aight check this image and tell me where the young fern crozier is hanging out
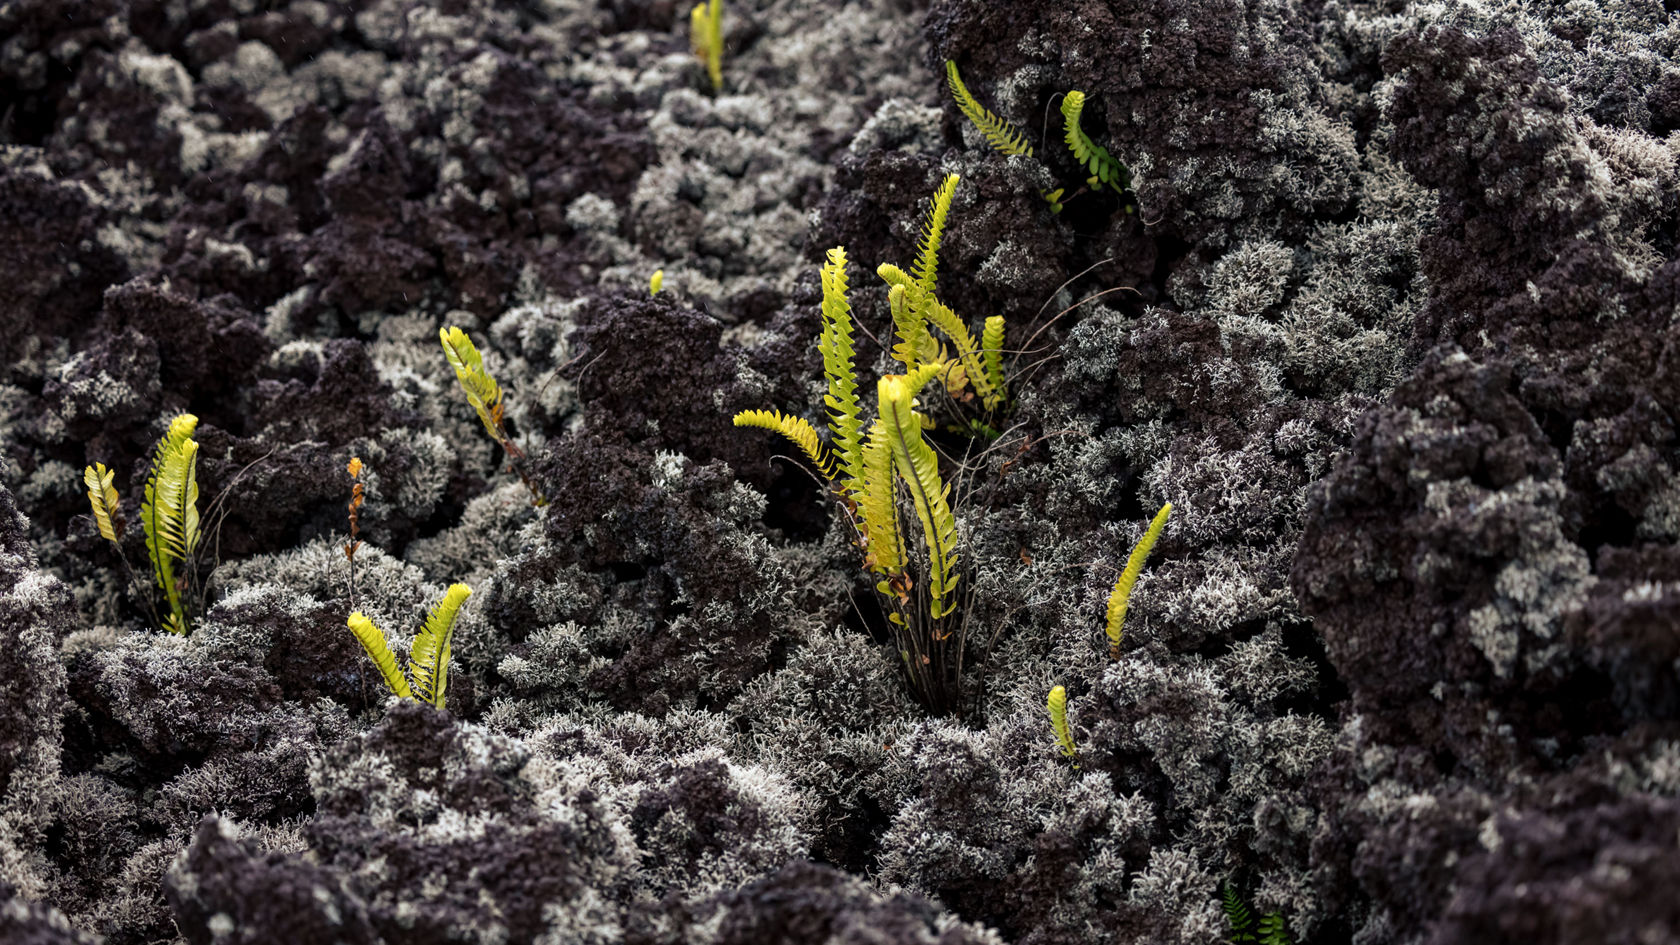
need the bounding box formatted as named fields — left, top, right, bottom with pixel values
left=944, top=60, right=1065, bottom=212
left=1060, top=91, right=1129, bottom=194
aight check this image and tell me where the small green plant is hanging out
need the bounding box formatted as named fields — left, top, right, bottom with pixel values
left=440, top=326, right=547, bottom=506
left=650, top=268, right=665, bottom=295
left=1222, top=884, right=1293, bottom=945
left=1047, top=684, right=1078, bottom=765
left=943, top=61, right=1134, bottom=212
left=690, top=0, right=724, bottom=93
left=1105, top=501, right=1171, bottom=658
left=346, top=582, right=472, bottom=710
left=85, top=414, right=203, bottom=634
left=1060, top=91, right=1129, bottom=195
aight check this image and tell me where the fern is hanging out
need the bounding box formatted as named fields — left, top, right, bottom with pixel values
left=1257, top=913, right=1292, bottom=945
left=1061, top=91, right=1128, bottom=192
left=880, top=365, right=960, bottom=620
left=912, top=174, right=959, bottom=300
left=1105, top=501, right=1171, bottom=655
left=345, top=583, right=472, bottom=710
left=84, top=463, right=122, bottom=543
left=690, top=0, right=724, bottom=93
left=346, top=612, right=414, bottom=700
left=885, top=282, right=946, bottom=374
left=858, top=418, right=905, bottom=580
left=410, top=583, right=471, bottom=709
left=142, top=414, right=201, bottom=636
left=981, top=315, right=1006, bottom=400
left=440, top=325, right=546, bottom=505
left=1048, top=684, right=1078, bottom=763
left=1223, top=884, right=1257, bottom=943
left=732, top=409, right=837, bottom=481
left=818, top=248, right=866, bottom=497
left=922, top=297, right=1002, bottom=411
left=650, top=269, right=664, bottom=295
left=945, top=60, right=1033, bottom=157
left=440, top=327, right=505, bottom=442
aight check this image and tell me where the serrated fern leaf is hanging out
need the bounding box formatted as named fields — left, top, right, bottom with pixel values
left=440, top=327, right=506, bottom=442
left=84, top=463, right=121, bottom=543
left=142, top=414, right=199, bottom=635
left=981, top=315, right=1007, bottom=404
left=880, top=367, right=960, bottom=619
left=912, top=174, right=959, bottom=300
left=1106, top=501, right=1171, bottom=650
left=1061, top=91, right=1127, bottom=192
left=1048, top=685, right=1077, bottom=761
left=1223, top=884, right=1256, bottom=942
left=346, top=611, right=414, bottom=700
left=885, top=283, right=946, bottom=373
left=945, top=61, right=1033, bottom=157
left=921, top=298, right=1000, bottom=410
left=410, top=583, right=471, bottom=709
left=1257, top=914, right=1291, bottom=945
left=818, top=247, right=865, bottom=497
left=732, top=409, right=837, bottom=481
left=858, top=419, right=904, bottom=578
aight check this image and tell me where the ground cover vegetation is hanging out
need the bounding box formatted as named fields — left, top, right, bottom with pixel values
left=2, top=0, right=1679, bottom=943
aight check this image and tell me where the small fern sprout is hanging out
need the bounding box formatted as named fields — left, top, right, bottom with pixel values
left=142, top=413, right=202, bottom=635
left=1048, top=684, right=1078, bottom=765
left=1060, top=90, right=1130, bottom=195
left=345, top=582, right=472, bottom=711
left=1105, top=501, right=1172, bottom=658
left=650, top=268, right=664, bottom=295
left=440, top=326, right=547, bottom=506
left=84, top=463, right=123, bottom=543
left=689, top=0, right=724, bottom=93
left=1222, top=885, right=1292, bottom=945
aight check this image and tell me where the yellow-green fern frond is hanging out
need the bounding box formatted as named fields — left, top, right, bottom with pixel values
left=732, top=409, right=837, bottom=481
left=650, top=269, right=664, bottom=294
left=945, top=61, right=1034, bottom=157
left=440, top=327, right=506, bottom=441
left=1061, top=91, right=1127, bottom=192
left=410, top=583, right=471, bottom=709
left=1048, top=685, right=1078, bottom=761
left=880, top=367, right=960, bottom=618
left=912, top=174, right=960, bottom=299
left=819, top=248, right=865, bottom=497
left=981, top=315, right=1006, bottom=403
left=858, top=419, right=905, bottom=579
left=690, top=0, right=723, bottom=92
left=142, top=414, right=200, bottom=635
left=921, top=298, right=1001, bottom=410
left=1106, top=502, right=1172, bottom=651
left=346, top=611, right=414, bottom=700
left=877, top=263, right=912, bottom=291
left=886, top=283, right=946, bottom=372
left=84, top=463, right=122, bottom=543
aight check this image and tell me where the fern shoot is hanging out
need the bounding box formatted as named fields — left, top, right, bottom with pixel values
left=1222, top=885, right=1291, bottom=945
left=945, top=60, right=1033, bottom=157
left=879, top=365, right=960, bottom=621
left=818, top=247, right=865, bottom=497
left=346, top=612, right=413, bottom=700
left=1060, top=91, right=1128, bottom=193
left=981, top=315, right=1006, bottom=399
left=142, top=413, right=201, bottom=636
left=690, top=0, right=723, bottom=93
left=84, top=463, right=122, bottom=543
left=410, top=583, right=471, bottom=709
left=650, top=269, right=664, bottom=295
left=1048, top=685, right=1078, bottom=763
left=1256, top=913, right=1292, bottom=945
left=1105, top=502, right=1171, bottom=656
left=440, top=326, right=546, bottom=505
